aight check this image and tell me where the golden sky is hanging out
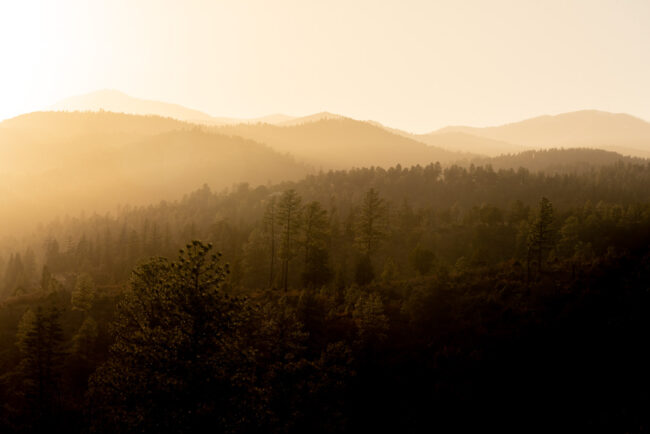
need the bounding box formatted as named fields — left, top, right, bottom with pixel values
left=0, top=0, right=648, bottom=132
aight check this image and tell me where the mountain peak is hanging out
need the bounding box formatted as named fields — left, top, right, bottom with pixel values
left=51, top=90, right=215, bottom=123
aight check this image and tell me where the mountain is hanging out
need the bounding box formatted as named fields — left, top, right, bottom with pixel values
left=433, top=110, right=650, bottom=158
left=50, top=90, right=296, bottom=126
left=51, top=89, right=216, bottom=123
left=0, top=111, right=309, bottom=235
left=213, top=117, right=468, bottom=169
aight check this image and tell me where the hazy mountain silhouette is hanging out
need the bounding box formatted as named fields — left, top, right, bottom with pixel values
left=0, top=111, right=309, bottom=234
left=214, top=117, right=467, bottom=169
left=50, top=90, right=295, bottom=126
left=434, top=110, right=650, bottom=158
left=48, top=91, right=650, bottom=158
left=51, top=90, right=216, bottom=123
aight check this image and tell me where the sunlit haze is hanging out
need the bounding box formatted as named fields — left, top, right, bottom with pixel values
left=1, top=0, right=649, bottom=132
left=3, top=2, right=650, bottom=432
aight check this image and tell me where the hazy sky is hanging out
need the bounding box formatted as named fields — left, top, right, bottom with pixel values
left=0, top=0, right=648, bottom=132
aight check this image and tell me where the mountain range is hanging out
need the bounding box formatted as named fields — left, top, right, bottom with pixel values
left=49, top=90, right=650, bottom=158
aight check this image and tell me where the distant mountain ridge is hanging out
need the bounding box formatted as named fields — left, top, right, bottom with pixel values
left=432, top=110, right=650, bottom=158
left=50, top=90, right=296, bottom=126
left=47, top=90, right=650, bottom=158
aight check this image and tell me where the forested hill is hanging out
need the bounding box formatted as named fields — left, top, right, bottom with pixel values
left=471, top=148, right=645, bottom=173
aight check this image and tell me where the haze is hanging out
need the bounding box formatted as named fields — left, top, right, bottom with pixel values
left=1, top=0, right=649, bottom=132
left=2, top=2, right=650, bottom=432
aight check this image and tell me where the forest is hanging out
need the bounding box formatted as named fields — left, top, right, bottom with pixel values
left=1, top=160, right=649, bottom=432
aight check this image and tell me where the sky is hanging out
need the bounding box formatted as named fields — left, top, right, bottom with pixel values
left=0, top=0, right=649, bottom=132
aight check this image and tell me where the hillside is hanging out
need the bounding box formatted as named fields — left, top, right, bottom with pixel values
left=435, top=110, right=650, bottom=158
left=0, top=111, right=309, bottom=235
left=214, top=118, right=466, bottom=169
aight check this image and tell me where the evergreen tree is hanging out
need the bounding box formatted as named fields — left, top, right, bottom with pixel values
left=527, top=197, right=555, bottom=274
left=263, top=196, right=279, bottom=288
left=355, top=188, right=387, bottom=256
left=277, top=190, right=302, bottom=292
left=301, top=201, right=332, bottom=287
left=410, top=246, right=435, bottom=276
left=71, top=273, right=95, bottom=312
left=16, top=306, right=64, bottom=431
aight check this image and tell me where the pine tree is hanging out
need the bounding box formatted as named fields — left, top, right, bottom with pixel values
left=301, top=201, right=332, bottom=287
left=263, top=196, right=279, bottom=288
left=527, top=197, right=555, bottom=274
left=356, top=188, right=387, bottom=256
left=277, top=190, right=302, bottom=292
left=71, top=273, right=95, bottom=312
left=16, top=306, right=64, bottom=431
left=354, top=189, right=387, bottom=285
